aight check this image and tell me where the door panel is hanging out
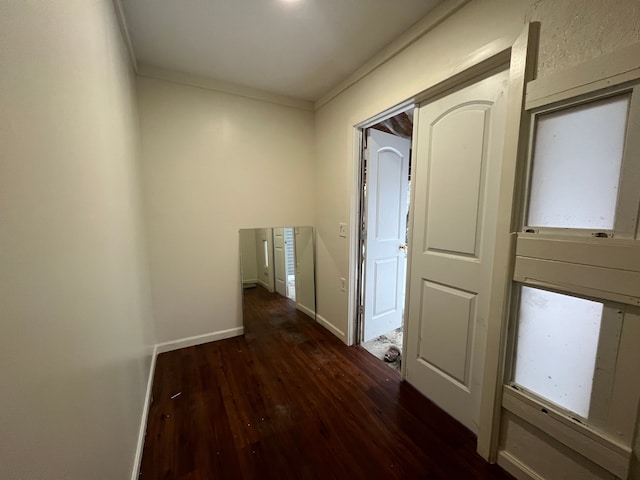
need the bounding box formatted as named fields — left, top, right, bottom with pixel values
left=363, top=130, right=411, bottom=342
left=419, top=281, right=476, bottom=386
left=406, top=69, right=509, bottom=432
left=426, top=106, right=489, bottom=256
left=372, top=257, right=399, bottom=316
left=375, top=151, right=403, bottom=240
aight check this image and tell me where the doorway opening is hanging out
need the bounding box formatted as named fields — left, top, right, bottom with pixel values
left=272, top=227, right=301, bottom=302
left=356, top=107, right=414, bottom=372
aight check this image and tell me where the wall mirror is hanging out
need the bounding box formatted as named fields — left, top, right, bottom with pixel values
left=239, top=227, right=315, bottom=331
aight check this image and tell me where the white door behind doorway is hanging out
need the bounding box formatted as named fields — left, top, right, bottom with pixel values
left=363, top=129, right=411, bottom=342
left=405, top=69, right=509, bottom=433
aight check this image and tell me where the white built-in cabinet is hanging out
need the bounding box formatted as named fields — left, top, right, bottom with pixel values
left=491, top=41, right=640, bottom=480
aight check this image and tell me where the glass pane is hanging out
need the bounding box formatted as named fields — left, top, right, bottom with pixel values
left=513, top=287, right=603, bottom=418
left=527, top=94, right=629, bottom=230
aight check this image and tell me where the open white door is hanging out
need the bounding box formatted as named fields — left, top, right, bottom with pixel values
left=405, top=69, right=509, bottom=432
left=363, top=129, right=411, bottom=342
left=273, top=227, right=286, bottom=297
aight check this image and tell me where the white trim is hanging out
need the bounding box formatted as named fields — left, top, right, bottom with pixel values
left=137, top=64, right=314, bottom=111
left=111, top=0, right=138, bottom=71
left=401, top=109, right=422, bottom=380
left=497, top=451, right=543, bottom=480
left=513, top=256, right=640, bottom=307
left=156, top=327, right=244, bottom=354
left=354, top=101, right=416, bottom=129
left=130, top=345, right=157, bottom=480
left=515, top=233, right=640, bottom=272
left=316, top=314, right=347, bottom=343
left=314, top=0, right=471, bottom=110
left=242, top=278, right=259, bottom=285
left=413, top=37, right=512, bottom=105
left=296, top=302, right=316, bottom=320
left=347, top=127, right=362, bottom=347
left=130, top=326, right=244, bottom=478
left=502, top=387, right=631, bottom=478
left=477, top=23, right=539, bottom=461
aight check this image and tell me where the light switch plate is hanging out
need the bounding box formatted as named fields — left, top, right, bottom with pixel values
left=339, top=223, right=347, bottom=238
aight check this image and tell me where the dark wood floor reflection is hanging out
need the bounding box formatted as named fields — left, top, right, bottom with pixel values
left=139, top=285, right=513, bottom=479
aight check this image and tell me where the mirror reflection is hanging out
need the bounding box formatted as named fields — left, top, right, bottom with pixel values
left=239, top=227, right=315, bottom=330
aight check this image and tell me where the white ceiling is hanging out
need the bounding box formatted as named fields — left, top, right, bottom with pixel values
left=120, top=0, right=443, bottom=101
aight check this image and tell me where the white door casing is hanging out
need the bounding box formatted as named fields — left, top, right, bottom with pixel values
left=405, top=69, right=509, bottom=433
left=273, top=227, right=286, bottom=297
left=363, top=129, right=411, bottom=342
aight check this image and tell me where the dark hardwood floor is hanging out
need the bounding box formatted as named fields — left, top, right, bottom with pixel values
left=139, top=285, right=513, bottom=479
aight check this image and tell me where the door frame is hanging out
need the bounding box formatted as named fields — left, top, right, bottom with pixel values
left=347, top=23, right=539, bottom=460
left=351, top=107, right=415, bottom=350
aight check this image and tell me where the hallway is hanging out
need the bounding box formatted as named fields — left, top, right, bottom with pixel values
left=140, top=286, right=513, bottom=479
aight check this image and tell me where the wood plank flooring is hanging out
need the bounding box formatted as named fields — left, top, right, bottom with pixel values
left=139, top=286, right=513, bottom=479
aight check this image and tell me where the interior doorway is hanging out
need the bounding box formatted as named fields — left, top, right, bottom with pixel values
left=405, top=68, right=509, bottom=433
left=356, top=108, right=414, bottom=371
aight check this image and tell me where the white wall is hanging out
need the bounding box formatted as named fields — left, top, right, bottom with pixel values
left=0, top=1, right=155, bottom=479
left=137, top=77, right=315, bottom=343
left=313, top=0, right=640, bottom=344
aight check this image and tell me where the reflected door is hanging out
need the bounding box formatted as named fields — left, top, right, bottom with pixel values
left=273, top=228, right=286, bottom=296
left=405, top=69, right=508, bottom=432
left=363, top=129, right=411, bottom=342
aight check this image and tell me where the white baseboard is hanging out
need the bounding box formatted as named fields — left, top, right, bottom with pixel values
left=130, top=326, right=244, bottom=478
left=296, top=302, right=315, bottom=319
left=155, top=327, right=244, bottom=354
left=242, top=278, right=258, bottom=285
left=130, top=345, right=157, bottom=480
left=497, top=451, right=543, bottom=480
left=316, top=314, right=347, bottom=343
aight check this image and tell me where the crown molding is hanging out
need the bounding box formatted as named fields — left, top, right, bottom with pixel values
left=137, top=63, right=315, bottom=111
left=110, top=0, right=468, bottom=111
left=314, top=0, right=471, bottom=110
left=111, top=0, right=138, bottom=72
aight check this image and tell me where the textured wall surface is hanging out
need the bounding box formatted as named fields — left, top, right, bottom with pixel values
left=527, top=0, right=640, bottom=78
